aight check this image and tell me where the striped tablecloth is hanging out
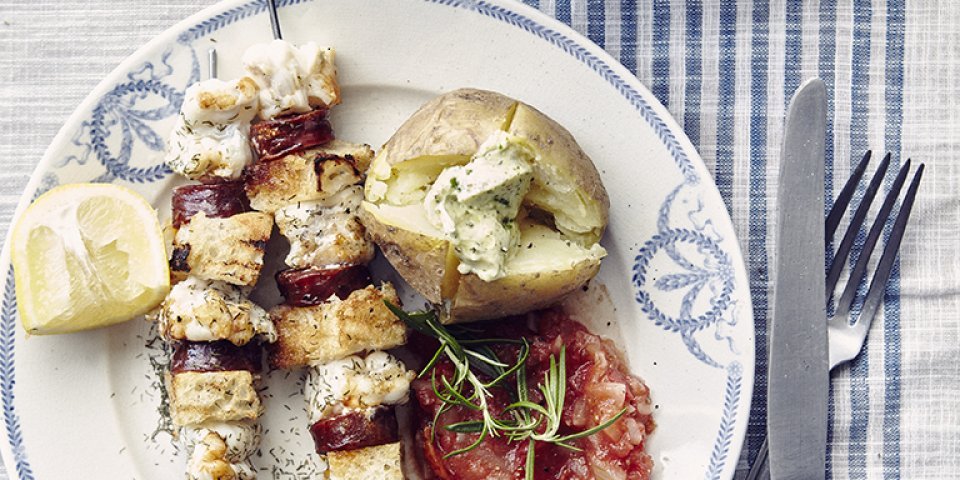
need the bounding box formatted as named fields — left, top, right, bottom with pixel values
left=1, top=1, right=957, bottom=478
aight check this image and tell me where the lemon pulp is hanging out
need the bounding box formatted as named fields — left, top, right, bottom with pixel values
left=12, top=184, right=170, bottom=335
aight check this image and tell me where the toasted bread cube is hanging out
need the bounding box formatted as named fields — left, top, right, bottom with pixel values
left=268, top=283, right=407, bottom=369
left=244, top=141, right=374, bottom=213
left=314, top=139, right=375, bottom=174
left=274, top=186, right=374, bottom=268
left=170, top=371, right=261, bottom=426
left=171, top=211, right=273, bottom=287
left=326, top=442, right=404, bottom=480
left=156, top=277, right=275, bottom=346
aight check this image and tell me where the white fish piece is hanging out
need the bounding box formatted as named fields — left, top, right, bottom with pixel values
left=304, top=350, right=415, bottom=425
left=165, top=77, right=259, bottom=181
left=243, top=39, right=340, bottom=119
left=274, top=186, right=374, bottom=268
left=157, top=276, right=276, bottom=346
left=180, top=421, right=261, bottom=464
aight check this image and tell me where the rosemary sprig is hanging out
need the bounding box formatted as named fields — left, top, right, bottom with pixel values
left=387, top=302, right=629, bottom=480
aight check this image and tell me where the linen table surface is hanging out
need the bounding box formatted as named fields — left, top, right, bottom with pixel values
left=1, top=1, right=957, bottom=479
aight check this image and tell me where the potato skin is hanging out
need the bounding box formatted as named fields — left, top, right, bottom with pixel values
left=362, top=88, right=608, bottom=323
left=507, top=102, right=609, bottom=243
left=450, top=257, right=601, bottom=322
left=359, top=203, right=450, bottom=305
left=376, top=88, right=517, bottom=169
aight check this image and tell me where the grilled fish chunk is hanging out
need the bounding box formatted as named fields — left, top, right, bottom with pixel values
left=181, top=421, right=261, bottom=479
left=184, top=428, right=256, bottom=480
left=274, top=186, right=374, bottom=268
left=165, top=77, right=259, bottom=181
left=304, top=351, right=414, bottom=425
left=156, top=277, right=275, bottom=346
left=242, top=40, right=340, bottom=120
left=268, top=283, right=407, bottom=369
left=181, top=422, right=261, bottom=463
left=169, top=370, right=261, bottom=426
left=171, top=211, right=273, bottom=287
left=244, top=140, right=374, bottom=214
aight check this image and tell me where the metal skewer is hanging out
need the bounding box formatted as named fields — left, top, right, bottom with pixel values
left=267, top=0, right=283, bottom=40
left=207, top=48, right=218, bottom=79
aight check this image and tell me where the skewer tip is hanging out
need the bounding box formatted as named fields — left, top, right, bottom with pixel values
left=267, top=0, right=283, bottom=40
left=207, top=48, right=218, bottom=79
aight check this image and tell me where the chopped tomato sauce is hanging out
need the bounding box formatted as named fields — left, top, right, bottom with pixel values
left=412, top=309, right=655, bottom=480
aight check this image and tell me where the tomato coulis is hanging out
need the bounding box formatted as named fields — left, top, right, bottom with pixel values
left=412, top=309, right=655, bottom=480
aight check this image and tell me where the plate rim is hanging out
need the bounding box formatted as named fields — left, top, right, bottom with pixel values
left=0, top=1, right=755, bottom=478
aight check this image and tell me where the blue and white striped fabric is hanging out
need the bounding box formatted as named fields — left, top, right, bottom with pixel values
left=1, top=1, right=958, bottom=479
left=516, top=0, right=958, bottom=478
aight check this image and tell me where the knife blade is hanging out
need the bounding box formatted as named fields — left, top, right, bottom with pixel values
left=768, top=78, right=829, bottom=480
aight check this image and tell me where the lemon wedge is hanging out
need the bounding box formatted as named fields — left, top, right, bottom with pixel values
left=11, top=183, right=170, bottom=335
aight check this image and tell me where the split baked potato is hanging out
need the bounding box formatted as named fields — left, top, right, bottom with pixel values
left=361, top=88, right=609, bottom=322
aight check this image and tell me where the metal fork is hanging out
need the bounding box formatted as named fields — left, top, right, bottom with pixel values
left=745, top=151, right=925, bottom=480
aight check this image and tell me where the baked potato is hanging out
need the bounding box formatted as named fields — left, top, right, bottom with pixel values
left=361, top=88, right=609, bottom=323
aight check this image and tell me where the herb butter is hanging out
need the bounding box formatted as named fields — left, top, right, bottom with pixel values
left=424, top=131, right=535, bottom=281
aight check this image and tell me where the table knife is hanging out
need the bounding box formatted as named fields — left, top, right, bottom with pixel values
left=767, top=78, right=829, bottom=480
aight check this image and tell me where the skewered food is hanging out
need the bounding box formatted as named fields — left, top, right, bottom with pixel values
left=244, top=141, right=374, bottom=213
left=157, top=277, right=275, bottom=346
left=172, top=181, right=252, bottom=228
left=169, top=370, right=261, bottom=426
left=170, top=211, right=273, bottom=287
left=275, top=265, right=372, bottom=307
left=242, top=39, right=340, bottom=119
left=157, top=42, right=285, bottom=479
left=237, top=41, right=414, bottom=476
left=164, top=77, right=260, bottom=181
left=250, top=108, right=335, bottom=161
left=268, top=284, right=407, bottom=369
left=274, top=186, right=374, bottom=268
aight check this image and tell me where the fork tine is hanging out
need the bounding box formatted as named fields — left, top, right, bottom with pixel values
left=855, top=163, right=924, bottom=327
left=826, top=152, right=892, bottom=297
left=835, top=159, right=912, bottom=319
left=826, top=150, right=871, bottom=243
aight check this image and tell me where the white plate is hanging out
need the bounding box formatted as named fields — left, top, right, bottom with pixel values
left=0, top=1, right=754, bottom=479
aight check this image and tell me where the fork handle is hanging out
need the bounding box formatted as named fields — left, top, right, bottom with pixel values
left=744, top=437, right=771, bottom=480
